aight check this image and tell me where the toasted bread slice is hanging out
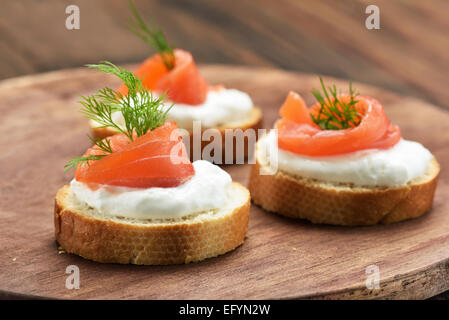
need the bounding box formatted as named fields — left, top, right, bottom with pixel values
left=249, top=141, right=440, bottom=226
left=90, top=107, right=263, bottom=162
left=55, top=182, right=250, bottom=265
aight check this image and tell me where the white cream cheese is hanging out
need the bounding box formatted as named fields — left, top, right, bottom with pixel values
left=109, top=89, right=254, bottom=130
left=258, top=131, right=433, bottom=187
left=69, top=160, right=232, bottom=219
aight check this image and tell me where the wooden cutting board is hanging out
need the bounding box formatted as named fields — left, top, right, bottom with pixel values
left=0, top=65, right=448, bottom=300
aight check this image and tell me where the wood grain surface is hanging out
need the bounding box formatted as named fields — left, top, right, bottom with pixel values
left=0, top=0, right=448, bottom=112
left=0, top=65, right=448, bottom=299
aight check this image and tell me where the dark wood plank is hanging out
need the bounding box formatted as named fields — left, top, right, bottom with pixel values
left=0, top=0, right=448, bottom=112
left=0, top=65, right=448, bottom=299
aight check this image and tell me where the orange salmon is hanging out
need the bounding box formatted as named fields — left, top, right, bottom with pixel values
left=117, top=49, right=209, bottom=105
left=276, top=92, right=401, bottom=156
left=75, top=122, right=195, bottom=188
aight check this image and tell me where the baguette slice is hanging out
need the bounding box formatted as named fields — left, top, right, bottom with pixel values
left=91, top=107, right=263, bottom=162
left=55, top=182, right=250, bottom=265
left=249, top=141, right=440, bottom=226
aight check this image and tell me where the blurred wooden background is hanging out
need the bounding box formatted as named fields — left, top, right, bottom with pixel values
left=0, top=0, right=448, bottom=299
left=0, top=0, right=448, bottom=110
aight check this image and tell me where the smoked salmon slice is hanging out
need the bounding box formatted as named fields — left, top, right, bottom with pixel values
left=117, top=49, right=209, bottom=105
left=279, top=91, right=315, bottom=126
left=276, top=93, right=401, bottom=156
left=75, top=122, right=195, bottom=188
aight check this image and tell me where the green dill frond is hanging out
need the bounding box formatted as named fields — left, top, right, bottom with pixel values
left=311, top=77, right=361, bottom=130
left=65, top=61, right=171, bottom=170
left=64, top=154, right=107, bottom=171
left=88, top=135, right=113, bottom=154
left=64, top=136, right=112, bottom=171
left=128, top=1, right=174, bottom=70
left=79, top=89, right=128, bottom=139
left=120, top=90, right=173, bottom=137
left=83, top=61, right=170, bottom=141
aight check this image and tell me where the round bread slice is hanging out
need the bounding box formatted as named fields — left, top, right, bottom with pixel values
left=55, top=182, right=250, bottom=265
left=249, top=140, right=440, bottom=226
left=90, top=107, right=263, bottom=162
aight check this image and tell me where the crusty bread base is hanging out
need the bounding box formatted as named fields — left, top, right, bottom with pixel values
left=55, top=182, right=250, bottom=265
left=249, top=145, right=440, bottom=226
left=91, top=107, right=263, bottom=162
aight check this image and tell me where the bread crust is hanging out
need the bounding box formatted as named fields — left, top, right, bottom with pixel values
left=55, top=183, right=250, bottom=265
left=91, top=107, right=263, bottom=162
left=249, top=150, right=440, bottom=226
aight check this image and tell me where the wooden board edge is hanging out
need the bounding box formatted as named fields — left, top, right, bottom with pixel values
left=291, top=259, right=449, bottom=300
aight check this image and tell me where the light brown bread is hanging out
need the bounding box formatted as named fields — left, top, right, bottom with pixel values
left=91, top=107, right=263, bottom=162
left=54, top=182, right=250, bottom=265
left=249, top=142, right=440, bottom=226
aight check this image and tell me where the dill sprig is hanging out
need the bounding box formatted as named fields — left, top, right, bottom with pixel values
left=128, top=1, right=175, bottom=70
left=64, top=135, right=114, bottom=171
left=64, top=154, right=107, bottom=171
left=88, top=134, right=113, bottom=154
left=311, top=78, right=361, bottom=130
left=83, top=61, right=172, bottom=140
left=65, top=61, right=172, bottom=170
